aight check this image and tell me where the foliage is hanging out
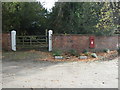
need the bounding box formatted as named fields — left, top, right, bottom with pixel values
left=52, top=50, right=62, bottom=56
left=2, top=2, right=48, bottom=35
left=82, top=49, right=88, bottom=53
left=82, top=49, right=91, bottom=56
left=68, top=49, right=78, bottom=56
left=84, top=52, right=91, bottom=56
left=103, top=48, right=110, bottom=53
left=2, top=2, right=119, bottom=35
left=48, top=2, right=119, bottom=35
left=95, top=2, right=115, bottom=35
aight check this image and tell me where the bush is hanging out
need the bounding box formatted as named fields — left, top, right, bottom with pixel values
left=69, top=49, right=78, bottom=56
left=82, top=49, right=88, bottom=53
left=84, top=52, right=90, bottom=56
left=103, top=48, right=110, bottom=53
left=52, top=50, right=62, bottom=56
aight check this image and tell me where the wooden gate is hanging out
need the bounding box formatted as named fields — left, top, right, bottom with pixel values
left=16, top=35, right=48, bottom=49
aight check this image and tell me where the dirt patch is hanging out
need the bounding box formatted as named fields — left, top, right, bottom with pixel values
left=2, top=50, right=52, bottom=61
left=36, top=50, right=118, bottom=62
left=2, top=50, right=118, bottom=62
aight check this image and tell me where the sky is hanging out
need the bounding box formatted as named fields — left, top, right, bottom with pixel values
left=36, top=0, right=58, bottom=11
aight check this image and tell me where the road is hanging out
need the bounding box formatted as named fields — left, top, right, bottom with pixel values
left=2, top=58, right=118, bottom=88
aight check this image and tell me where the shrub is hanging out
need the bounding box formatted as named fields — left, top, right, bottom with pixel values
left=84, top=52, right=90, bottom=56
left=103, top=48, right=110, bottom=53
left=69, top=49, right=78, bottom=56
left=52, top=50, right=62, bottom=56
left=82, top=49, right=88, bottom=53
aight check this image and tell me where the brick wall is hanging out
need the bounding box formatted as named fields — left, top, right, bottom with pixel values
left=52, top=34, right=119, bottom=52
left=0, top=33, right=11, bottom=51
left=95, top=36, right=118, bottom=51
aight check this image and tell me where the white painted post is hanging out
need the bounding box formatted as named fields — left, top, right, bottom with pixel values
left=48, top=30, right=53, bottom=51
left=11, top=30, right=16, bottom=51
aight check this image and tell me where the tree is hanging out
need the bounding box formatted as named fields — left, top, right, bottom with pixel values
left=95, top=2, right=116, bottom=35
left=3, top=2, right=119, bottom=35
left=48, top=2, right=118, bottom=35
left=2, top=2, right=48, bottom=35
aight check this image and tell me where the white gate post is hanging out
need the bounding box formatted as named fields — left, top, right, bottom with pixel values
left=48, top=30, right=53, bottom=51
left=11, top=30, right=16, bottom=51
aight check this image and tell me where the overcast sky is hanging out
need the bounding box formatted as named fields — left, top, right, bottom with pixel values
left=37, top=0, right=58, bottom=10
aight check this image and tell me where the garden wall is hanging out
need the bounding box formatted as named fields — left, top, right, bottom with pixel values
left=52, top=34, right=119, bottom=52
left=0, top=33, right=11, bottom=51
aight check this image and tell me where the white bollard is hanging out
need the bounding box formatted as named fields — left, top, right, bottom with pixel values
left=48, top=30, right=53, bottom=51
left=11, top=30, right=16, bottom=51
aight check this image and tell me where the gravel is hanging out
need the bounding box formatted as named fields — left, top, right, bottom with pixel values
left=2, top=57, right=118, bottom=88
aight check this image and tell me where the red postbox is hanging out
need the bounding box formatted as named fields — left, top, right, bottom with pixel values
left=89, top=36, right=95, bottom=48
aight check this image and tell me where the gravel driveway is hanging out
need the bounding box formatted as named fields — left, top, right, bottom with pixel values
left=2, top=57, right=118, bottom=88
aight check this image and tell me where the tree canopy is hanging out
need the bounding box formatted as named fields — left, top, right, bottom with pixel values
left=2, top=2, right=48, bottom=35
left=48, top=2, right=119, bottom=35
left=2, top=2, right=119, bottom=35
